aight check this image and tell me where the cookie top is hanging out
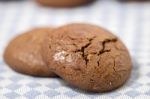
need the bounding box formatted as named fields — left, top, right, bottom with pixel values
left=43, top=24, right=132, bottom=92
left=4, top=28, right=56, bottom=77
left=36, top=0, right=92, bottom=7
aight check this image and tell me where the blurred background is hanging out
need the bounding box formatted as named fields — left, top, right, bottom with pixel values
left=0, top=0, right=150, bottom=99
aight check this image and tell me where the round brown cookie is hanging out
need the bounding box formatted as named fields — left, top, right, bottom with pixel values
left=3, top=28, right=56, bottom=77
left=43, top=24, right=132, bottom=92
left=36, top=0, right=92, bottom=7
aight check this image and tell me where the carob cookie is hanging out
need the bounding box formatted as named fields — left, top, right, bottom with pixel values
left=43, top=24, right=132, bottom=92
left=4, top=28, right=56, bottom=77
left=36, top=0, right=92, bottom=7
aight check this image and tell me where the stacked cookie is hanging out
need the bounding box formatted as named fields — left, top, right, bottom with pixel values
left=4, top=28, right=56, bottom=77
left=4, top=24, right=132, bottom=92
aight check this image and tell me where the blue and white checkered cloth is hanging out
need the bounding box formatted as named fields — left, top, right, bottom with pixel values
left=0, top=0, right=150, bottom=99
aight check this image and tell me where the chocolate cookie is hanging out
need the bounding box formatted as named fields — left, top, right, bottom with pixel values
left=43, top=24, right=132, bottom=92
left=4, top=28, right=56, bottom=77
left=36, top=0, right=92, bottom=7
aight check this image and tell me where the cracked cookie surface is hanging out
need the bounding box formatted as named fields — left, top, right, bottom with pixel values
left=4, top=28, right=56, bottom=77
left=43, top=24, right=132, bottom=92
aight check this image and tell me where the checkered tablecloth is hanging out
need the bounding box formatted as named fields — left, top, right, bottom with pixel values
left=0, top=0, right=150, bottom=99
